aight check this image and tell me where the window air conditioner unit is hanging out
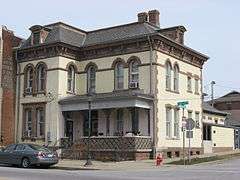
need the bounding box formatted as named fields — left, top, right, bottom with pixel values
left=129, top=82, right=139, bottom=89
left=26, top=87, right=32, bottom=93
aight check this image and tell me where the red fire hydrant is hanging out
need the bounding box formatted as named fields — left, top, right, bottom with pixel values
left=156, top=153, right=163, bottom=166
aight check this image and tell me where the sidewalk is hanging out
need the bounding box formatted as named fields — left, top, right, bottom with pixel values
left=54, top=150, right=240, bottom=171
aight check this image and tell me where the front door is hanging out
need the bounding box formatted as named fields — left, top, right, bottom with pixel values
left=66, top=120, right=73, bottom=142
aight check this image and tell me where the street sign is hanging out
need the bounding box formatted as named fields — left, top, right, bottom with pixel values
left=186, top=118, right=195, bottom=130
left=177, top=101, right=189, bottom=109
left=186, top=131, right=193, bottom=138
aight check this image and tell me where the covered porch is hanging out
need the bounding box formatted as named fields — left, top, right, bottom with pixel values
left=58, top=90, right=154, bottom=160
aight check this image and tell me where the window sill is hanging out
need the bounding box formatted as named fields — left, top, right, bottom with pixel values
left=22, top=137, right=45, bottom=141
left=166, top=89, right=180, bottom=94
left=166, top=137, right=180, bottom=140
left=23, top=92, right=33, bottom=97
left=66, top=91, right=76, bottom=95
left=35, top=91, right=46, bottom=95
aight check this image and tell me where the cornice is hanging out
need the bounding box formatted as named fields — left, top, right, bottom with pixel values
left=16, top=34, right=208, bottom=68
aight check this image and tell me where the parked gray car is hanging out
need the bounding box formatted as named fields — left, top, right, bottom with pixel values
left=0, top=143, right=58, bottom=168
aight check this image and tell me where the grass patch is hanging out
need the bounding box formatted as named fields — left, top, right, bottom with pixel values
left=167, top=153, right=240, bottom=165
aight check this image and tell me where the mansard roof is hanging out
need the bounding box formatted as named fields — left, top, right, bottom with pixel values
left=20, top=21, right=160, bottom=48
left=17, top=19, right=209, bottom=65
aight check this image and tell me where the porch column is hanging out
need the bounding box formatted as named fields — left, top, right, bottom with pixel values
left=129, top=107, right=139, bottom=135
left=147, top=109, right=150, bottom=136
left=103, top=109, right=111, bottom=136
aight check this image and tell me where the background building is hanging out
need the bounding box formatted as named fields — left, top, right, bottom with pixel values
left=202, top=102, right=235, bottom=153
left=0, top=26, right=22, bottom=146
left=212, top=91, right=240, bottom=149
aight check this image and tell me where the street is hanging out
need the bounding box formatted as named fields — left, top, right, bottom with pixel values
left=0, top=158, right=240, bottom=180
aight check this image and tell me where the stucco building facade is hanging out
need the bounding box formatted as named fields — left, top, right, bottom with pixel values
left=15, top=10, right=208, bottom=160
left=202, top=102, right=235, bottom=153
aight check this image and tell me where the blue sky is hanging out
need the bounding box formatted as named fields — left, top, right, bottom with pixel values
left=1, top=0, right=239, bottom=98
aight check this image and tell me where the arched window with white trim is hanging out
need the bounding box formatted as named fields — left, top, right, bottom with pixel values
left=36, top=64, right=46, bottom=92
left=173, top=64, right=179, bottom=92
left=165, top=61, right=172, bottom=90
left=115, top=62, right=124, bottom=90
left=87, top=66, right=96, bottom=93
left=129, top=60, right=139, bottom=88
left=67, top=65, right=75, bottom=93
left=25, top=66, right=34, bottom=94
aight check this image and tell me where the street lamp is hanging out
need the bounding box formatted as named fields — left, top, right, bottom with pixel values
left=84, top=93, right=93, bottom=166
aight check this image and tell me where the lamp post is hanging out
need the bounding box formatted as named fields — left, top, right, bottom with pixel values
left=84, top=94, right=93, bottom=166
left=46, top=92, right=55, bottom=145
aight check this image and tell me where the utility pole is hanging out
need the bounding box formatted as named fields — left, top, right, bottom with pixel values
left=211, top=81, right=216, bottom=107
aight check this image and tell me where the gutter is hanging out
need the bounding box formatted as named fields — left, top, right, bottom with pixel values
left=15, top=48, right=21, bottom=143
left=148, top=36, right=157, bottom=157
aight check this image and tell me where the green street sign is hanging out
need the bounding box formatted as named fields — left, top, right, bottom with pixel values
left=177, top=101, right=189, bottom=109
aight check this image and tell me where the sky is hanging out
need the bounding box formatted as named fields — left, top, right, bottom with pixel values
left=1, top=0, right=239, bottom=98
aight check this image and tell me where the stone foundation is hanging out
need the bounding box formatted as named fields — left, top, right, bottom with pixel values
left=61, top=150, right=151, bottom=161
left=158, top=147, right=203, bottom=159
left=212, top=147, right=233, bottom=153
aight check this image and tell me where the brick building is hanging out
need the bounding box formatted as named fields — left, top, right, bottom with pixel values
left=0, top=26, right=22, bottom=146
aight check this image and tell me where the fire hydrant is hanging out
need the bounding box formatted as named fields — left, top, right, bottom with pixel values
left=156, top=153, right=163, bottom=166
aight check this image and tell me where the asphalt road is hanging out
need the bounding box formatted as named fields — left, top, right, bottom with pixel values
left=1, top=158, right=240, bottom=180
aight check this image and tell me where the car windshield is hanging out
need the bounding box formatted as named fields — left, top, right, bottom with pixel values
left=28, top=144, right=51, bottom=153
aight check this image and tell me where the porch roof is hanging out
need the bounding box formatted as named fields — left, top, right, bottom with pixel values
left=59, top=89, right=154, bottom=111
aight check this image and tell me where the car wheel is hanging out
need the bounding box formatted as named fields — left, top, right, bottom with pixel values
left=21, top=158, right=30, bottom=168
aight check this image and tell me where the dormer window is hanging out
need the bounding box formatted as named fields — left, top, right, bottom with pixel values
left=29, top=25, right=50, bottom=46
left=32, top=31, right=41, bottom=45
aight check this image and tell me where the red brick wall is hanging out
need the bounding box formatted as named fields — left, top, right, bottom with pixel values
left=1, top=28, right=21, bottom=145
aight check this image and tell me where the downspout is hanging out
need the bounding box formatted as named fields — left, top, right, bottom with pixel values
left=148, top=36, right=156, bottom=158
left=0, top=28, right=3, bottom=144
left=15, top=48, right=21, bottom=143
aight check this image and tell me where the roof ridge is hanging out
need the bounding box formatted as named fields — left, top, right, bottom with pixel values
left=45, top=21, right=87, bottom=34
left=87, top=22, right=143, bottom=33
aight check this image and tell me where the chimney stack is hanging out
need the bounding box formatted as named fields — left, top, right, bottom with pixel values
left=137, top=12, right=148, bottom=23
left=148, top=10, right=160, bottom=27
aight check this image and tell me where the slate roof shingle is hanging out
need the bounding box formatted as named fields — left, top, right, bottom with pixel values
left=203, top=102, right=229, bottom=116
left=20, top=22, right=160, bottom=49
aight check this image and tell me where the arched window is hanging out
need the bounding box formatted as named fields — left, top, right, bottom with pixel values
left=87, top=66, right=96, bottom=93
left=115, top=62, right=124, bottom=90
left=67, top=65, right=75, bottom=92
left=173, top=64, right=179, bottom=92
left=165, top=61, right=172, bottom=90
left=25, top=66, right=34, bottom=94
left=36, top=63, right=46, bottom=92
left=129, top=60, right=139, bottom=88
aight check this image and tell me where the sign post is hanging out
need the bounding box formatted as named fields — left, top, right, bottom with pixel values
left=186, top=118, right=195, bottom=164
left=177, top=101, right=189, bottom=166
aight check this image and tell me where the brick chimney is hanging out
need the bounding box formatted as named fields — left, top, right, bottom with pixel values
left=137, top=12, right=148, bottom=23
left=148, top=10, right=160, bottom=27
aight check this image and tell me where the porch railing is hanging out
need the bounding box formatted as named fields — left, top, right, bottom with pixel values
left=61, top=136, right=152, bottom=151
left=60, top=136, right=152, bottom=160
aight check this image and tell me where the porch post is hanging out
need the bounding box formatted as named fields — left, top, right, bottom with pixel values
left=85, top=98, right=92, bottom=166
left=103, top=109, right=111, bottom=136
left=130, top=107, right=139, bottom=135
